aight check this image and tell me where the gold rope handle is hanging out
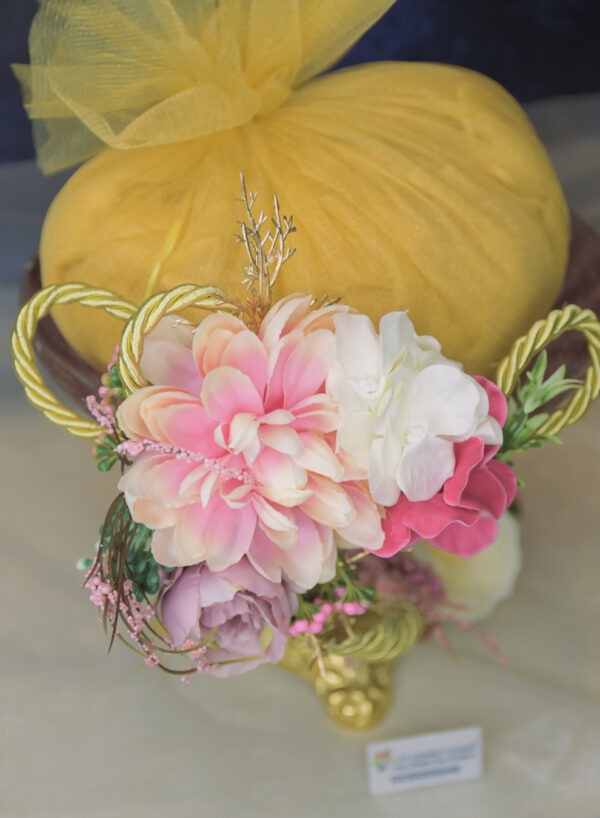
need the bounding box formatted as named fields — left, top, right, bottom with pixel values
left=325, top=604, right=423, bottom=663
left=11, top=283, right=137, bottom=439
left=495, top=304, right=600, bottom=440
left=118, top=283, right=239, bottom=394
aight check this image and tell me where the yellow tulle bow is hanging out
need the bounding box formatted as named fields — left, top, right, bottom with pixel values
left=14, top=0, right=395, bottom=171
left=14, top=0, right=569, bottom=376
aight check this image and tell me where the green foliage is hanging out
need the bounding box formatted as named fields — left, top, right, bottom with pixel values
left=78, top=497, right=167, bottom=601
left=94, top=434, right=120, bottom=472
left=294, top=552, right=375, bottom=621
left=498, top=351, right=580, bottom=462
left=102, top=502, right=163, bottom=600
left=105, top=364, right=126, bottom=400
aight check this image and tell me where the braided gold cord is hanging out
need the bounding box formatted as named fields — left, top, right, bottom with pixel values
left=326, top=604, right=424, bottom=663
left=117, top=284, right=239, bottom=394
left=11, top=283, right=136, bottom=438
left=496, top=304, right=600, bottom=441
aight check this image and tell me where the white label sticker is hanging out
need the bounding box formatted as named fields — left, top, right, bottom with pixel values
left=366, top=726, right=483, bottom=795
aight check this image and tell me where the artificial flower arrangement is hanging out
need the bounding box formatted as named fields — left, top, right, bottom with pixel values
left=12, top=179, right=600, bottom=729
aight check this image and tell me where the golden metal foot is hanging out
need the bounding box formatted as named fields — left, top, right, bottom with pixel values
left=279, top=638, right=393, bottom=730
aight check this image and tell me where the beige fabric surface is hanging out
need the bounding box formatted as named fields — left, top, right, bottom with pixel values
left=1, top=94, right=600, bottom=817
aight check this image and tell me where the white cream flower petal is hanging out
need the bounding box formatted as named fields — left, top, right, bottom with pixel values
left=396, top=436, right=455, bottom=502
left=332, top=313, right=382, bottom=389
left=380, top=311, right=414, bottom=370
left=337, top=408, right=375, bottom=462
left=413, top=512, right=522, bottom=623
left=368, top=437, right=402, bottom=507
left=409, top=365, right=482, bottom=439
left=475, top=415, right=503, bottom=446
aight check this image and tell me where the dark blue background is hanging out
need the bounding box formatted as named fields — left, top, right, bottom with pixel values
left=2, top=0, right=599, bottom=163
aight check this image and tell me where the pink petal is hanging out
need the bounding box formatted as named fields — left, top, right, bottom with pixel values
left=402, top=494, right=480, bottom=539
left=258, top=424, right=303, bottom=457
left=444, top=442, right=516, bottom=518
left=116, top=386, right=182, bottom=441
left=119, top=453, right=207, bottom=510
left=127, top=497, right=180, bottom=530
left=295, top=433, right=344, bottom=481
left=220, top=329, right=269, bottom=399
left=151, top=527, right=187, bottom=566
left=259, top=295, right=313, bottom=352
left=263, top=335, right=296, bottom=410
left=201, top=366, right=264, bottom=423
left=277, top=514, right=336, bottom=590
left=148, top=401, right=222, bottom=455
left=442, top=438, right=484, bottom=503
left=487, top=459, right=517, bottom=508
left=175, top=496, right=258, bottom=571
left=219, top=557, right=287, bottom=599
left=247, top=527, right=284, bottom=583
left=336, top=483, right=384, bottom=550
left=290, top=395, right=339, bottom=433
left=253, top=496, right=298, bottom=550
left=192, top=313, right=247, bottom=377
left=141, top=317, right=200, bottom=393
left=295, top=302, right=352, bottom=334
left=430, top=516, right=500, bottom=557
left=474, top=376, right=509, bottom=427
left=249, top=510, right=337, bottom=590
left=253, top=448, right=310, bottom=506
left=283, top=329, right=333, bottom=408
left=379, top=508, right=415, bottom=557
left=301, top=474, right=354, bottom=528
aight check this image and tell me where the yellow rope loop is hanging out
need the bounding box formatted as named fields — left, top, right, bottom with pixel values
left=11, top=283, right=137, bottom=438
left=118, top=284, right=239, bottom=394
left=495, top=304, right=600, bottom=440
left=325, top=604, right=424, bottom=663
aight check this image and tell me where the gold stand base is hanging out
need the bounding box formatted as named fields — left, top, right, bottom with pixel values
left=279, top=638, right=393, bottom=730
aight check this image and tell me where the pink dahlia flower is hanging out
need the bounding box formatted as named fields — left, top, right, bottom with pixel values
left=158, top=558, right=295, bottom=677
left=117, top=296, right=384, bottom=591
left=379, top=378, right=517, bottom=557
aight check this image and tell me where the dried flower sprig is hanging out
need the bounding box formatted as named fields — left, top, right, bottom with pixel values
left=235, top=172, right=296, bottom=327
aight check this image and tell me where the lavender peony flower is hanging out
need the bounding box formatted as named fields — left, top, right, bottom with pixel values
left=158, top=558, right=296, bottom=677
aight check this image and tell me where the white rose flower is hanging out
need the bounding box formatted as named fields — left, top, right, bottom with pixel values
left=328, top=312, right=502, bottom=506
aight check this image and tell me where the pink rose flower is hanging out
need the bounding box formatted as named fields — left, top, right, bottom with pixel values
left=379, top=378, right=517, bottom=557
left=116, top=295, right=384, bottom=591
left=158, top=558, right=295, bottom=678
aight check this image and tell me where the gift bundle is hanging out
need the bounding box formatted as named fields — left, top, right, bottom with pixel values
left=12, top=0, right=600, bottom=728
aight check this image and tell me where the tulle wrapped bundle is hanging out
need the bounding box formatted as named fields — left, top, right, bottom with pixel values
left=15, top=0, right=569, bottom=373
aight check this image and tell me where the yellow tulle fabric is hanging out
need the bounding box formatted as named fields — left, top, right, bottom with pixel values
left=15, top=0, right=569, bottom=373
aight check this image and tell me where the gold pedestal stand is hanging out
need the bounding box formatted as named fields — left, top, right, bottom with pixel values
left=279, top=606, right=424, bottom=730
left=280, top=639, right=394, bottom=730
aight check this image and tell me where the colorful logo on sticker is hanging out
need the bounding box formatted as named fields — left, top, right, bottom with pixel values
left=371, top=750, right=396, bottom=772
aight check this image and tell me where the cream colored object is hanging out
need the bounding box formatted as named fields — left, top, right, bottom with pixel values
left=15, top=0, right=569, bottom=372
left=414, top=513, right=522, bottom=623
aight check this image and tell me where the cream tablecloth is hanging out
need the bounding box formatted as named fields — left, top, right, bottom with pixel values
left=1, top=94, right=600, bottom=818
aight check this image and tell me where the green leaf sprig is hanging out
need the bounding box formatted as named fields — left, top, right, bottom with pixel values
left=498, top=350, right=580, bottom=463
